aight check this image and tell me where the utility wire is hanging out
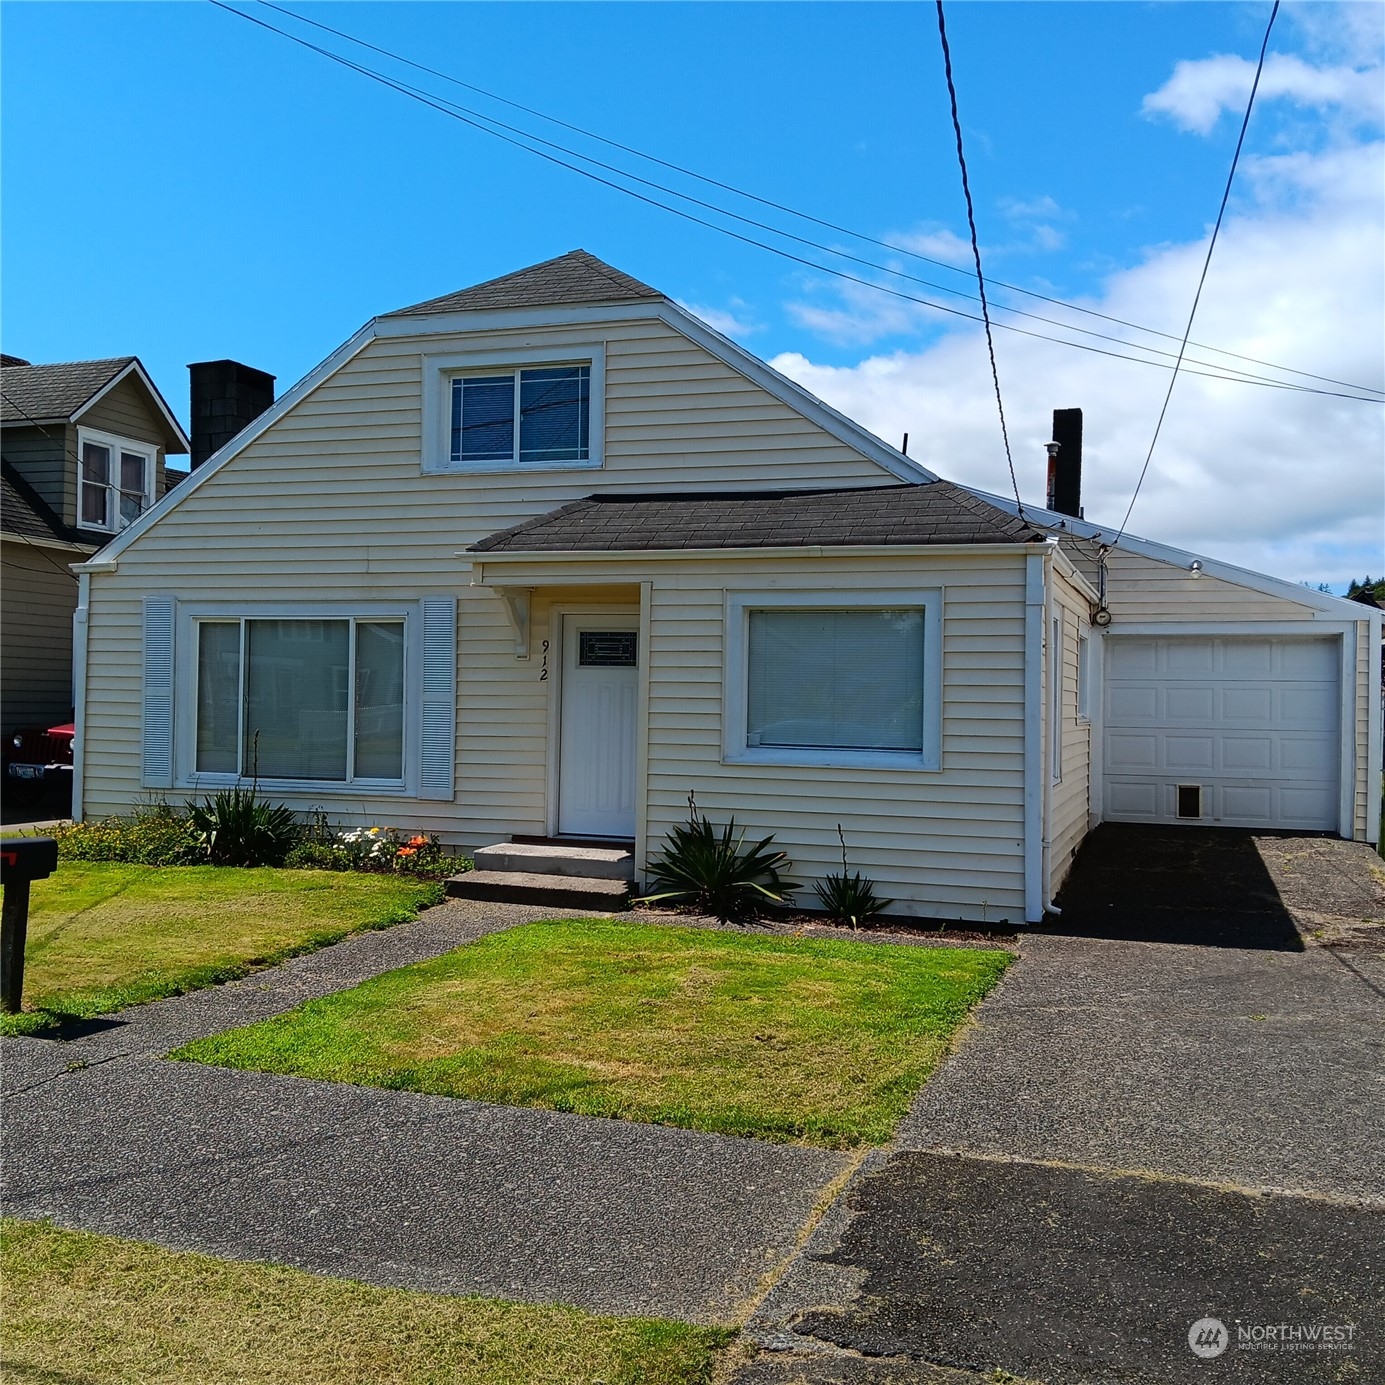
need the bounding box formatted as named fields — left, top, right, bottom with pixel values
left=213, top=1, right=1381, bottom=403
left=1115, top=0, right=1281, bottom=541
left=255, top=0, right=1382, bottom=399
left=935, top=0, right=1023, bottom=517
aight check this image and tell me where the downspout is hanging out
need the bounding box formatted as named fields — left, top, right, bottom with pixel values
left=71, top=569, right=91, bottom=823
left=1041, top=541, right=1062, bottom=916
left=1023, top=549, right=1046, bottom=923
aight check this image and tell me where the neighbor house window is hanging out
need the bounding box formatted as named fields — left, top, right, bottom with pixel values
left=451, top=365, right=590, bottom=466
left=194, top=617, right=405, bottom=783
left=78, top=428, right=154, bottom=532
left=1076, top=630, right=1091, bottom=721
left=725, top=591, right=943, bottom=770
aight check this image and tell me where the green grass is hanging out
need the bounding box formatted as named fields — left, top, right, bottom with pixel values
left=0, top=1219, right=728, bottom=1385
left=1, top=863, right=443, bottom=1036
left=175, top=919, right=1012, bottom=1147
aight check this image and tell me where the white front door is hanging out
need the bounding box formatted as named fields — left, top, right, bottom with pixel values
left=557, top=615, right=639, bottom=838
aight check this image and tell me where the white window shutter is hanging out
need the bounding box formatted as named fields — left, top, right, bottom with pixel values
left=141, top=596, right=175, bottom=789
left=418, top=597, right=457, bottom=800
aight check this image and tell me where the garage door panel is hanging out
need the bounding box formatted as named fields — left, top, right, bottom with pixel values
left=1107, top=733, right=1159, bottom=771
left=1165, top=736, right=1216, bottom=771
left=1165, top=686, right=1216, bottom=721
left=1104, top=635, right=1339, bottom=831
left=1221, top=736, right=1273, bottom=771
left=1221, top=687, right=1273, bottom=721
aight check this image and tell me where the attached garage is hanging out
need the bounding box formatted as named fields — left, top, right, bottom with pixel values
left=1103, top=635, right=1342, bottom=831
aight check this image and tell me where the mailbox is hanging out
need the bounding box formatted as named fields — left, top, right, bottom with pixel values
left=1, top=837, right=58, bottom=885
left=2, top=835, right=58, bottom=1013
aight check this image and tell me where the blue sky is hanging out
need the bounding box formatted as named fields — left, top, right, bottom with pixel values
left=3, top=2, right=1382, bottom=584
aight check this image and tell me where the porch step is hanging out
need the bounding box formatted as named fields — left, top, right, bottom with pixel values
left=445, top=870, right=631, bottom=911
left=471, top=841, right=636, bottom=882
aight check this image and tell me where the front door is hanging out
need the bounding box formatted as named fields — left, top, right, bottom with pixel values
left=557, top=615, right=639, bottom=838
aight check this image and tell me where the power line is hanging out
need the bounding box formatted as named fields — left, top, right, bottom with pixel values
left=935, top=0, right=1023, bottom=517
left=1116, top=0, right=1282, bottom=542
left=213, top=1, right=1382, bottom=404
left=255, top=0, right=1383, bottom=400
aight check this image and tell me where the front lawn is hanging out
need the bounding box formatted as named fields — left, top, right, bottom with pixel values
left=0, top=1219, right=727, bottom=1385
left=1, top=863, right=442, bottom=1036
left=176, top=919, right=1011, bottom=1147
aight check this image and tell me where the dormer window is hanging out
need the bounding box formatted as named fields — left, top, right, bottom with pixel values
left=422, top=345, right=604, bottom=474
left=78, top=427, right=155, bottom=532
left=452, top=365, right=590, bottom=466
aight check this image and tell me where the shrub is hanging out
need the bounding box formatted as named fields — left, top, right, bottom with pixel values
left=641, top=793, right=796, bottom=922
left=186, top=789, right=301, bottom=868
left=52, top=802, right=202, bottom=866
left=283, top=842, right=353, bottom=872
left=814, top=825, right=894, bottom=928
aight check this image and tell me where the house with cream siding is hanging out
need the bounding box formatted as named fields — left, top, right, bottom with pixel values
left=71, top=252, right=1382, bottom=923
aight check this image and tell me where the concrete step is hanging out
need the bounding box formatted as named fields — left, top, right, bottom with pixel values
left=471, top=841, right=636, bottom=881
left=446, top=870, right=631, bottom=911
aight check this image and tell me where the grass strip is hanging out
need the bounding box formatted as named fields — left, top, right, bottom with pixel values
left=2, top=863, right=443, bottom=1036
left=0, top=1218, right=728, bottom=1385
left=176, top=918, right=1011, bottom=1147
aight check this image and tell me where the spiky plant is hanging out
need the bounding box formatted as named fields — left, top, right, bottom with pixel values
left=641, top=792, right=796, bottom=922
left=186, top=788, right=300, bottom=867
left=813, top=824, right=893, bottom=929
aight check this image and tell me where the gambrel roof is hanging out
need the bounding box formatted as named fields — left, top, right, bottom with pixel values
left=395, top=250, right=661, bottom=316
left=471, top=482, right=1044, bottom=554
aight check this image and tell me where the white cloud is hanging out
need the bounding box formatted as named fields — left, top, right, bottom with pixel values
left=998, top=194, right=1067, bottom=222
left=674, top=299, right=758, bottom=340
left=770, top=142, right=1384, bottom=586
left=883, top=227, right=974, bottom=266
left=1143, top=52, right=1384, bottom=135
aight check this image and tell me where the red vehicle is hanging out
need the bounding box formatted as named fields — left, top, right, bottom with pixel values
left=4, top=721, right=75, bottom=812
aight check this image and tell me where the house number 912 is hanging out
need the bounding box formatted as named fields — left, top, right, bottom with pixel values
left=539, top=639, right=549, bottom=681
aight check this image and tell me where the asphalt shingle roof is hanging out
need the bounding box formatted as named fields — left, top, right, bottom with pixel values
left=394, top=250, right=662, bottom=317
left=471, top=482, right=1045, bottom=554
left=0, top=462, right=94, bottom=547
left=0, top=357, right=135, bottom=424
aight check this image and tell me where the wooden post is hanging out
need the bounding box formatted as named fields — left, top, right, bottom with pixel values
left=1, top=878, right=31, bottom=1013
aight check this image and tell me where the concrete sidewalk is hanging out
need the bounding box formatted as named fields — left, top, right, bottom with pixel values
left=2, top=900, right=849, bottom=1325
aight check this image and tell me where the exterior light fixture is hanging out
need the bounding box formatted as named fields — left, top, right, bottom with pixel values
left=1189, top=560, right=1203, bottom=578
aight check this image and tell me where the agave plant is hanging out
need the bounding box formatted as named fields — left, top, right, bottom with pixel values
left=813, top=824, right=893, bottom=929
left=186, top=787, right=301, bottom=867
left=641, top=792, right=796, bottom=922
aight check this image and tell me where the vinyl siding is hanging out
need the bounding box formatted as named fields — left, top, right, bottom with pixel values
left=1, top=539, right=81, bottom=732
left=1355, top=620, right=1371, bottom=840
left=1048, top=564, right=1091, bottom=895
left=80, top=315, right=912, bottom=841
left=2, top=424, right=71, bottom=523
left=488, top=551, right=1030, bottom=922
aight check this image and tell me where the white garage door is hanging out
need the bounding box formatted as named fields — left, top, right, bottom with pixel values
left=1104, top=636, right=1340, bottom=830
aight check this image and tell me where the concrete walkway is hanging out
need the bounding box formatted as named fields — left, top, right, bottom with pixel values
left=2, top=900, right=848, bottom=1325
left=744, top=830, right=1385, bottom=1384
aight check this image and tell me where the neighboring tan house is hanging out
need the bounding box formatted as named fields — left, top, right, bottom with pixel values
left=70, top=252, right=1382, bottom=922
left=1, top=354, right=189, bottom=738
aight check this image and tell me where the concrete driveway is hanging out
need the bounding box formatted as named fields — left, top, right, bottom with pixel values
left=745, top=828, right=1385, bottom=1384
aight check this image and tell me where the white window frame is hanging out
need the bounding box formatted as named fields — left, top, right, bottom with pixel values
left=421, top=343, right=605, bottom=474
left=723, top=588, right=943, bottom=770
left=1076, top=628, right=1092, bottom=722
left=174, top=602, right=419, bottom=796
left=76, top=426, right=156, bottom=533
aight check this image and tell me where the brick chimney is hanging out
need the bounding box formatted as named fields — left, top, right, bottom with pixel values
left=1045, top=407, right=1083, bottom=518
left=189, top=360, right=275, bottom=468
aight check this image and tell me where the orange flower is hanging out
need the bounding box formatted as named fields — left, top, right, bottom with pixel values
left=396, top=846, right=417, bottom=857
left=406, top=835, right=428, bottom=847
